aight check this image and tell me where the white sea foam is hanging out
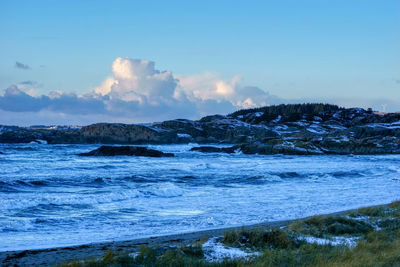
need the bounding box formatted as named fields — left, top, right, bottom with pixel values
left=143, top=182, right=184, bottom=197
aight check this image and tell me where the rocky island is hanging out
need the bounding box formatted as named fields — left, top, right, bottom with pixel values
left=1, top=103, right=400, bottom=155
left=78, top=145, right=174, bottom=157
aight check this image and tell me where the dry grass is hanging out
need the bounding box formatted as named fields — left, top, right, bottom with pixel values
left=59, top=201, right=400, bottom=267
left=288, top=215, right=373, bottom=238
left=222, top=227, right=297, bottom=249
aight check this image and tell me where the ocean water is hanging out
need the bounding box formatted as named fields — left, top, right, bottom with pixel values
left=1, top=143, right=400, bottom=252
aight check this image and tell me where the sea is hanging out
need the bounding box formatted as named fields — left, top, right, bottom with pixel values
left=1, top=143, right=399, bottom=251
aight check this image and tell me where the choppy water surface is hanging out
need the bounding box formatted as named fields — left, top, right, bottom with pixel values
left=1, top=143, right=400, bottom=251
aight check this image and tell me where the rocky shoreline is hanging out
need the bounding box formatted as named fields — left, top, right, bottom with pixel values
left=1, top=103, right=400, bottom=155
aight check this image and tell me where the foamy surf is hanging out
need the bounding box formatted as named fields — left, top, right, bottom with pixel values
left=0, top=144, right=400, bottom=251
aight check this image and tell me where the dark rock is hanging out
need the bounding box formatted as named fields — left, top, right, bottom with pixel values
left=0, top=129, right=45, bottom=143
left=78, top=146, right=174, bottom=157
left=0, top=125, right=20, bottom=133
left=197, top=115, right=279, bottom=143
left=198, top=114, right=227, bottom=123
left=157, top=119, right=204, bottom=139
left=194, top=136, right=208, bottom=143
left=190, top=146, right=236, bottom=153
left=0, top=128, right=82, bottom=144
left=80, top=123, right=177, bottom=144
left=237, top=141, right=323, bottom=155
left=349, top=125, right=400, bottom=139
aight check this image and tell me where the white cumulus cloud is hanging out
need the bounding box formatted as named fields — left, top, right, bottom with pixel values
left=95, top=57, right=178, bottom=104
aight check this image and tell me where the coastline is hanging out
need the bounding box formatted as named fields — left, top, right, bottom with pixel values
left=0, top=203, right=386, bottom=267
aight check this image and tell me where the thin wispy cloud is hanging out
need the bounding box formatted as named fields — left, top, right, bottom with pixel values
left=19, top=80, right=37, bottom=86
left=15, top=61, right=31, bottom=70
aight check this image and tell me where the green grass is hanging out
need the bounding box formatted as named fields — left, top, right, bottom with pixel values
left=59, top=202, right=400, bottom=267
left=222, top=227, right=298, bottom=249
left=288, top=215, right=373, bottom=237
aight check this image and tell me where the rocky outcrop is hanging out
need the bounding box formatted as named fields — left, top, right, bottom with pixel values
left=1, top=104, right=400, bottom=155
left=0, top=125, right=19, bottom=133
left=80, top=123, right=178, bottom=144
left=0, top=123, right=178, bottom=144
left=154, top=116, right=278, bottom=144
left=236, top=140, right=323, bottom=155
left=78, top=146, right=174, bottom=157
left=0, top=128, right=82, bottom=144
left=0, top=129, right=47, bottom=143
left=234, top=135, right=400, bottom=155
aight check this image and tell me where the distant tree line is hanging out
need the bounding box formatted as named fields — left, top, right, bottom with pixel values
left=230, top=103, right=344, bottom=123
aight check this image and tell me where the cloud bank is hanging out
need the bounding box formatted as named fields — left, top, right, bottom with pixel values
left=1, top=57, right=282, bottom=125
left=2, top=57, right=398, bottom=126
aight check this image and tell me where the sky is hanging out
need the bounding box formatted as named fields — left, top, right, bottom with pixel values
left=1, top=0, right=399, bottom=125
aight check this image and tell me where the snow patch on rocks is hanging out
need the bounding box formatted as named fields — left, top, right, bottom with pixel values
left=202, top=237, right=260, bottom=262
left=298, top=236, right=360, bottom=248
left=177, top=133, right=192, bottom=139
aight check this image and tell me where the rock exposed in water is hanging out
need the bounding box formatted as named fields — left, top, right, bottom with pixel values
left=190, top=146, right=236, bottom=153
left=78, top=146, right=174, bottom=157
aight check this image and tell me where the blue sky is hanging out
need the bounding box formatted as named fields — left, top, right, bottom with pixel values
left=0, top=0, right=399, bottom=125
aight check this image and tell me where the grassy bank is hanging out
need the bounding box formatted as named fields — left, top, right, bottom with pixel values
left=60, top=201, right=400, bottom=267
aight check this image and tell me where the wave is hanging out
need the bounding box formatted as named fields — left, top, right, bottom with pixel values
left=0, top=179, right=49, bottom=190
left=223, top=175, right=283, bottom=186
left=140, top=182, right=184, bottom=198
left=330, top=170, right=365, bottom=178
left=4, top=146, right=38, bottom=151
left=0, top=189, right=143, bottom=210
left=274, top=172, right=302, bottom=178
